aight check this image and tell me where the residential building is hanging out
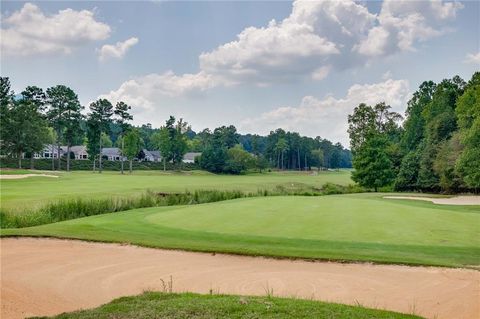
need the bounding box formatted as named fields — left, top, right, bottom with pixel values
left=183, top=152, right=201, bottom=163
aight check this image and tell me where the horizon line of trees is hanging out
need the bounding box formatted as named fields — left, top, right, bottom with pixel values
left=0, top=76, right=352, bottom=174
left=348, top=72, right=479, bottom=193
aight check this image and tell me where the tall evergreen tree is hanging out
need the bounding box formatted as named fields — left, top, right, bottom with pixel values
left=88, top=99, right=114, bottom=173
left=114, top=101, right=133, bottom=174
left=46, top=85, right=82, bottom=170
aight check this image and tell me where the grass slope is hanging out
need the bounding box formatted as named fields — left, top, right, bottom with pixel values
left=34, top=292, right=423, bottom=319
left=0, top=170, right=352, bottom=211
left=4, top=194, right=479, bottom=267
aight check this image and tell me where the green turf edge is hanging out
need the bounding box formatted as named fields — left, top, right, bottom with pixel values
left=2, top=235, right=478, bottom=270
left=30, top=291, right=425, bottom=319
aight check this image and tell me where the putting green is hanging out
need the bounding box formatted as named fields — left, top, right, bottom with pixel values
left=147, top=195, right=479, bottom=246
left=3, top=194, right=479, bottom=267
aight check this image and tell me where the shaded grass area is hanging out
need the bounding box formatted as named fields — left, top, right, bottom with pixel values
left=32, top=292, right=423, bottom=319
left=4, top=195, right=479, bottom=267
left=1, top=183, right=362, bottom=228
left=0, top=170, right=353, bottom=211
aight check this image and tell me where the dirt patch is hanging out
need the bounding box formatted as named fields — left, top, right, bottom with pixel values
left=384, top=195, right=480, bottom=206
left=0, top=174, right=59, bottom=180
left=1, top=238, right=478, bottom=319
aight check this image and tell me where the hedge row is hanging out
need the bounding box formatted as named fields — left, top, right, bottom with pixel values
left=0, top=158, right=198, bottom=171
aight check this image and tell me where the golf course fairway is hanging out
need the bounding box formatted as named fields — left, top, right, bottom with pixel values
left=2, top=194, right=479, bottom=267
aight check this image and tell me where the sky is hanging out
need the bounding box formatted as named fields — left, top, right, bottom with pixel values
left=1, top=0, right=479, bottom=147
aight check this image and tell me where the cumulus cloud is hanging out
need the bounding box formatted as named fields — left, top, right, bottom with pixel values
left=355, top=0, right=463, bottom=56
left=240, top=79, right=411, bottom=146
left=99, top=71, right=216, bottom=107
left=98, top=37, right=139, bottom=61
left=464, top=52, right=480, bottom=64
left=0, top=3, right=111, bottom=56
left=101, top=0, right=461, bottom=99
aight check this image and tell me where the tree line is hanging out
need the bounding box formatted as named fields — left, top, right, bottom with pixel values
left=348, top=72, right=479, bottom=193
left=0, top=77, right=352, bottom=174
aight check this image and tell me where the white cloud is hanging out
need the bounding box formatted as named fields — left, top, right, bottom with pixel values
left=98, top=37, right=139, bottom=61
left=311, top=65, right=331, bottom=81
left=0, top=3, right=111, bottom=56
left=355, top=0, right=463, bottom=56
left=464, top=52, right=480, bottom=65
left=99, top=71, right=216, bottom=108
left=240, top=79, right=411, bottom=147
left=100, top=0, right=461, bottom=100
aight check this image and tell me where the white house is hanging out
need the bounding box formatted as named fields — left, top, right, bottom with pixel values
left=141, top=149, right=162, bottom=162
left=34, top=144, right=65, bottom=159
left=70, top=146, right=88, bottom=160
left=101, top=148, right=126, bottom=161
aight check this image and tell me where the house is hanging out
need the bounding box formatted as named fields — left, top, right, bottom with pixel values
left=141, top=149, right=162, bottom=162
left=183, top=152, right=201, bottom=163
left=101, top=148, right=125, bottom=161
left=70, top=146, right=88, bottom=160
left=34, top=144, right=65, bottom=159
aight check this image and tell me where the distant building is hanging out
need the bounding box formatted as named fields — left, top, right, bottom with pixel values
left=70, top=146, right=88, bottom=160
left=33, top=144, right=199, bottom=164
left=101, top=148, right=125, bottom=161
left=183, top=152, right=201, bottom=163
left=141, top=149, right=162, bottom=162
left=34, top=144, right=65, bottom=159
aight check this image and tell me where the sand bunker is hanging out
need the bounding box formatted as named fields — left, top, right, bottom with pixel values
left=384, top=195, right=480, bottom=205
left=0, top=174, right=58, bottom=180
left=1, top=238, right=478, bottom=319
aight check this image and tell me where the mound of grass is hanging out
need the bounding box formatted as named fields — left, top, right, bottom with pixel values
left=33, top=292, right=423, bottom=319
left=3, top=194, right=478, bottom=267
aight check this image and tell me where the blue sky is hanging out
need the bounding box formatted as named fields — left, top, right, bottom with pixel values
left=1, top=0, right=479, bottom=146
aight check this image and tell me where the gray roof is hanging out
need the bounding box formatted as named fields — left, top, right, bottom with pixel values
left=102, top=148, right=122, bottom=156
left=142, top=149, right=162, bottom=160
left=183, top=152, right=201, bottom=161
left=70, top=145, right=87, bottom=154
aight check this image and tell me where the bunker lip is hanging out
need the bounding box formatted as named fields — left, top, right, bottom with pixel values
left=2, top=238, right=479, bottom=319
left=0, top=174, right=59, bottom=179
left=384, top=195, right=480, bottom=206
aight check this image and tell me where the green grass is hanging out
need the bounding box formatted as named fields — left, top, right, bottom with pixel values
left=0, top=170, right=352, bottom=211
left=33, top=291, right=423, bottom=319
left=4, top=193, right=479, bottom=267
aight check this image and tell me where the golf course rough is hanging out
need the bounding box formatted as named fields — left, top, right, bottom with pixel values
left=3, top=193, right=479, bottom=267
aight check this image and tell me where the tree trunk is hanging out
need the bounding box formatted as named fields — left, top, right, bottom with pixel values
left=163, top=158, right=166, bottom=171
left=18, top=151, right=22, bottom=169
left=129, top=159, right=133, bottom=174
left=297, top=149, right=301, bottom=171
left=57, top=141, right=61, bottom=170
left=66, top=144, right=71, bottom=172
left=304, top=153, right=307, bottom=170
left=120, top=137, right=125, bottom=174
left=30, top=156, right=34, bottom=169
left=375, top=186, right=378, bottom=192
left=51, top=145, right=55, bottom=170
left=93, top=157, right=96, bottom=172
left=99, top=132, right=103, bottom=173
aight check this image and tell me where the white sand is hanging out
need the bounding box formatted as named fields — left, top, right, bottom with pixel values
left=384, top=195, right=480, bottom=205
left=1, top=238, right=479, bottom=319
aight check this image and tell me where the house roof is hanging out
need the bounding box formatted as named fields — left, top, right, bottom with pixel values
left=142, top=149, right=162, bottom=160
left=102, top=148, right=122, bottom=156
left=70, top=145, right=87, bottom=154
left=183, top=152, right=201, bottom=161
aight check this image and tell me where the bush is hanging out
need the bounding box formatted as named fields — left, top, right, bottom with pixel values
left=0, top=158, right=198, bottom=171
